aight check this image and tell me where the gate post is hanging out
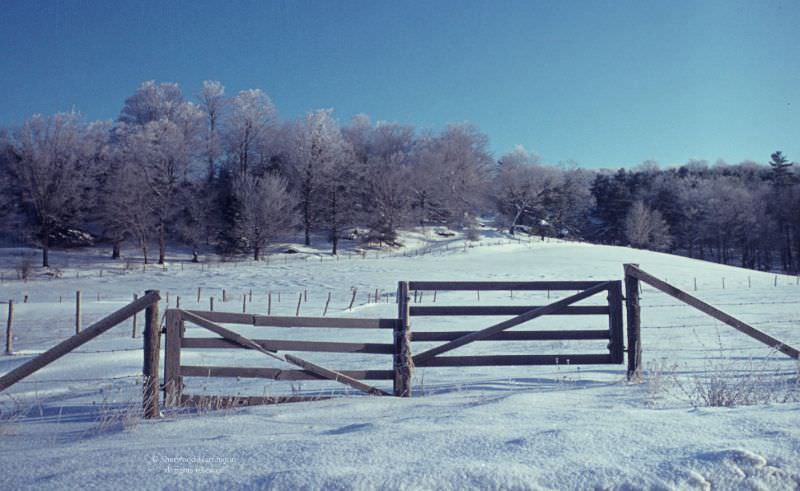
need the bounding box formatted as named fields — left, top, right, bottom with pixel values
left=164, top=309, right=183, bottom=407
left=607, top=281, right=624, bottom=363
left=143, top=290, right=161, bottom=418
left=394, top=282, right=413, bottom=397
left=624, top=264, right=642, bottom=381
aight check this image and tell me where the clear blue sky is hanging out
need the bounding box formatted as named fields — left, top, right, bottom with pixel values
left=1, top=0, right=798, bottom=167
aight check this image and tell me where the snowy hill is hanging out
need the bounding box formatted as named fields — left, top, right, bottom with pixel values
left=0, top=234, right=798, bottom=490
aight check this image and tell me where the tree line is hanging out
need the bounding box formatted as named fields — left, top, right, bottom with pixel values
left=1, top=80, right=798, bottom=273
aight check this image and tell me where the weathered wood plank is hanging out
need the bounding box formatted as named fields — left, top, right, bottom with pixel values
left=410, top=305, right=608, bottom=316
left=394, top=281, right=413, bottom=397
left=0, top=291, right=161, bottom=392
left=182, top=310, right=397, bottom=329
left=180, top=311, right=390, bottom=396
left=180, top=365, right=394, bottom=380
left=607, top=280, right=624, bottom=364
left=408, top=281, right=607, bottom=291
left=411, top=330, right=610, bottom=342
left=627, top=265, right=800, bottom=360
left=416, top=354, right=614, bottom=367
left=181, top=337, right=394, bottom=354
left=412, top=282, right=611, bottom=364
left=142, top=291, right=161, bottom=419
left=181, top=394, right=333, bottom=409
left=624, top=264, right=642, bottom=381
left=163, top=310, right=183, bottom=407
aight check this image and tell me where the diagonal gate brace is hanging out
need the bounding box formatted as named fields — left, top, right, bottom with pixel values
left=181, top=311, right=388, bottom=396
left=413, top=281, right=612, bottom=364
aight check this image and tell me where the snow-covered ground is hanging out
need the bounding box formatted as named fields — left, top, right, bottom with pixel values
left=1, top=231, right=798, bottom=490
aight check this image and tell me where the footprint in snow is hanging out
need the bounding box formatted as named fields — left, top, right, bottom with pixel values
left=682, top=449, right=795, bottom=489
left=323, top=423, right=374, bottom=435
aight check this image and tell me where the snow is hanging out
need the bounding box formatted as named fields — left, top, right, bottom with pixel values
left=1, top=232, right=798, bottom=489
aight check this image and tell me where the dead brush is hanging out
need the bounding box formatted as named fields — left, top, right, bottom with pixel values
left=0, top=394, right=27, bottom=435
left=672, top=354, right=800, bottom=408
left=94, top=380, right=147, bottom=433
left=644, top=357, right=679, bottom=407
left=15, top=256, right=34, bottom=281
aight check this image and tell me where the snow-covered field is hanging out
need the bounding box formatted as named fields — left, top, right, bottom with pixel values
left=1, top=231, right=798, bottom=490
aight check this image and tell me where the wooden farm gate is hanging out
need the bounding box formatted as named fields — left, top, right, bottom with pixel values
left=401, top=280, right=625, bottom=395
left=162, top=309, right=404, bottom=408
left=163, top=280, right=626, bottom=406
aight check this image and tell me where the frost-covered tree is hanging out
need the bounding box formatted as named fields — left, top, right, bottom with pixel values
left=197, top=80, right=226, bottom=181
left=550, top=163, right=594, bottom=237
left=494, top=147, right=562, bottom=235
left=232, top=173, right=295, bottom=260
left=342, top=117, right=415, bottom=245
left=5, top=112, right=100, bottom=267
left=624, top=200, right=671, bottom=251
left=118, top=81, right=185, bottom=126
left=118, top=111, right=202, bottom=263
left=410, top=124, right=492, bottom=228
left=96, top=152, right=157, bottom=263
left=224, top=89, right=275, bottom=175
left=291, top=109, right=350, bottom=248
left=363, top=122, right=415, bottom=244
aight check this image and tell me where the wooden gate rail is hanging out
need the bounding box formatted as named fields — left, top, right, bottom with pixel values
left=408, top=281, right=608, bottom=291
left=179, top=311, right=397, bottom=329
left=164, top=309, right=399, bottom=407
left=411, top=330, right=610, bottom=341
left=410, top=306, right=608, bottom=316
left=624, top=264, right=800, bottom=367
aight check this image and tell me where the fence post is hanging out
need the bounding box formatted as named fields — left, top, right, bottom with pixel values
left=5, top=300, right=12, bottom=355
left=394, top=282, right=413, bottom=397
left=164, top=309, right=183, bottom=407
left=348, top=289, right=357, bottom=311
left=75, top=291, right=81, bottom=334
left=323, top=292, right=331, bottom=316
left=624, top=264, right=642, bottom=382
left=131, top=293, right=138, bottom=338
left=143, top=290, right=161, bottom=419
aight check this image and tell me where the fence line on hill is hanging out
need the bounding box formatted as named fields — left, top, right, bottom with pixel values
left=0, top=235, right=550, bottom=284
left=3, top=276, right=799, bottom=355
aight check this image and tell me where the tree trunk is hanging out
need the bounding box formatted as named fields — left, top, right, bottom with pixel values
left=303, top=165, right=313, bottom=246
left=158, top=221, right=166, bottom=265
left=41, top=227, right=50, bottom=268
left=254, top=245, right=260, bottom=261
left=331, top=190, right=338, bottom=255
left=303, top=196, right=311, bottom=246
left=509, top=206, right=524, bottom=235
